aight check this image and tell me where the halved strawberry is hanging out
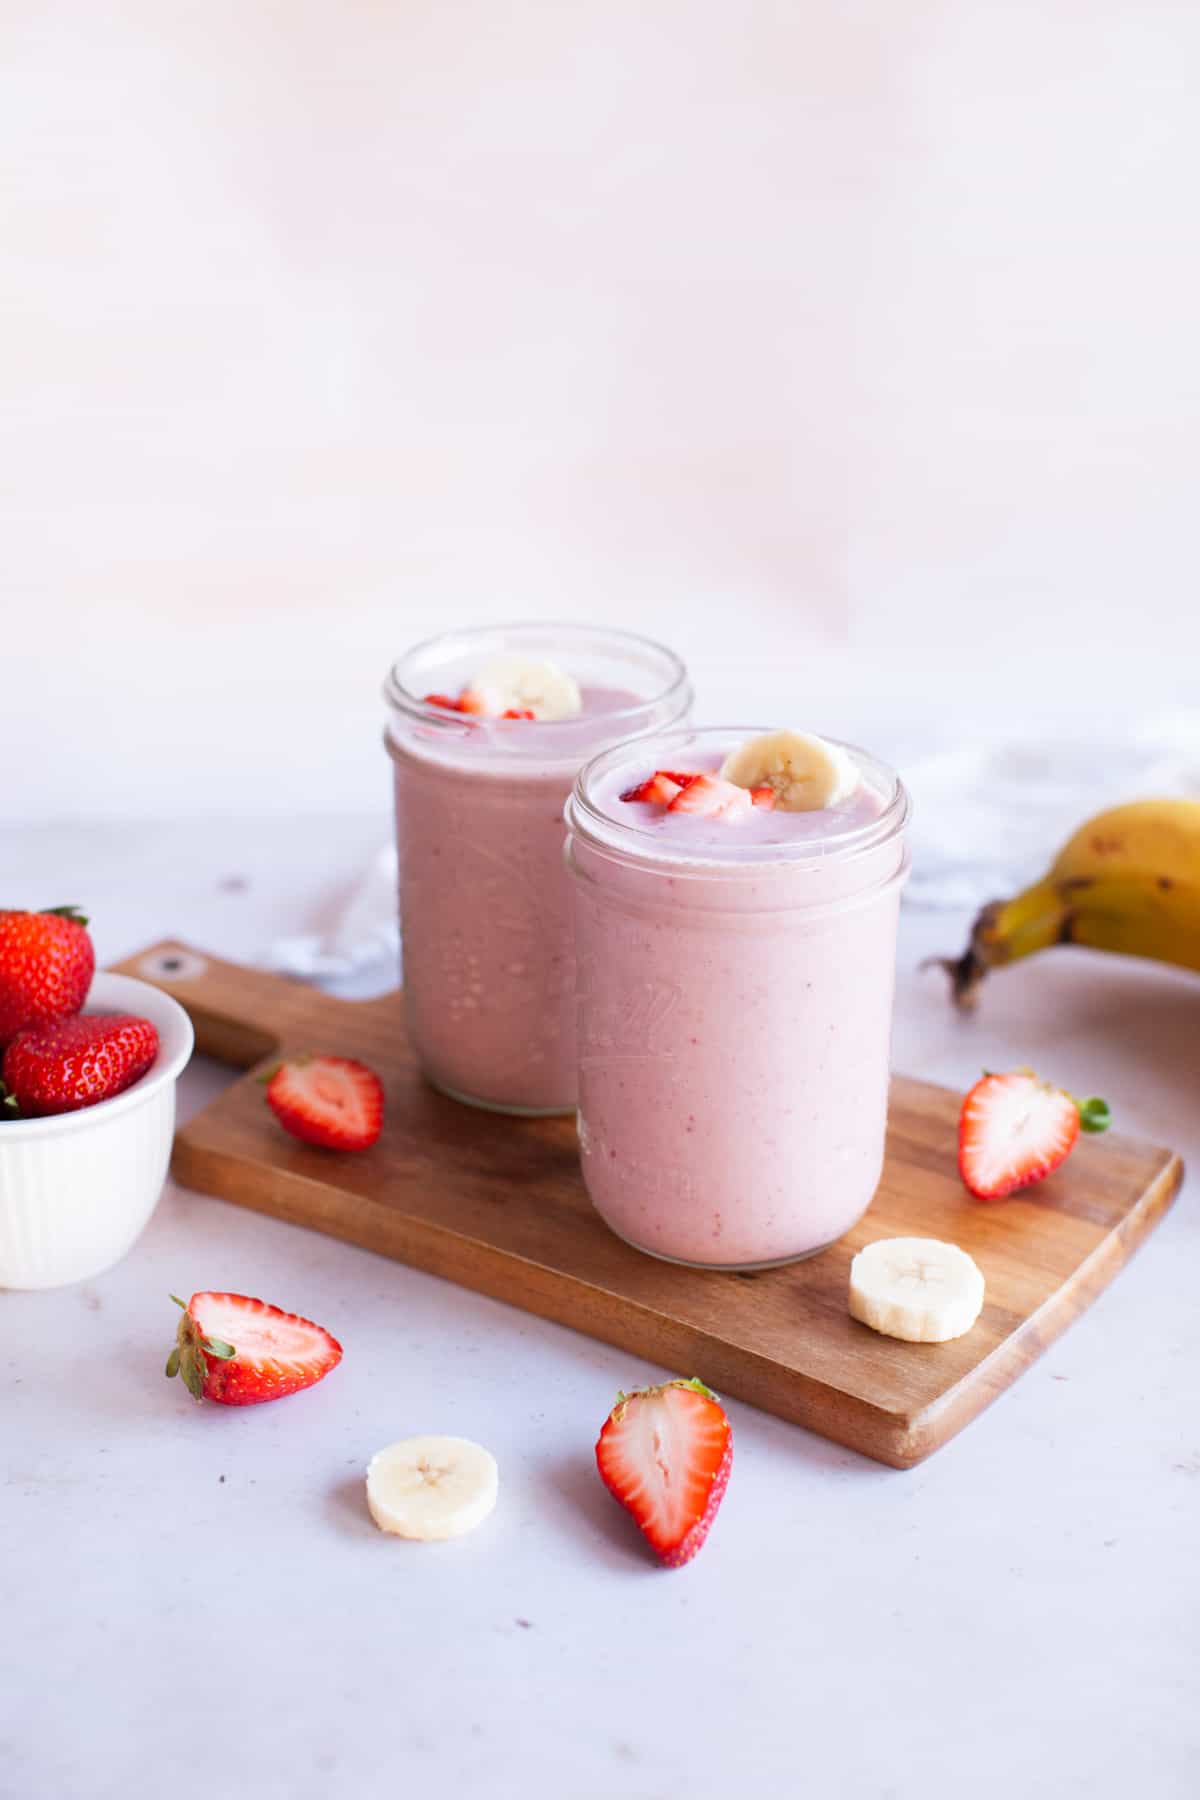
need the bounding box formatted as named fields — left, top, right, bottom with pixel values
left=666, top=774, right=752, bottom=822
left=501, top=707, right=536, bottom=720
left=958, top=1068, right=1110, bottom=1199
left=423, top=692, right=462, bottom=711
left=165, top=1291, right=342, bottom=1406
left=620, top=771, right=687, bottom=806
left=749, top=785, right=777, bottom=810
left=595, top=1377, right=733, bottom=1568
left=265, top=1055, right=383, bottom=1151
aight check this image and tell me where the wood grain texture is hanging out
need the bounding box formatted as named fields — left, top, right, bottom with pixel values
left=115, top=941, right=1184, bottom=1468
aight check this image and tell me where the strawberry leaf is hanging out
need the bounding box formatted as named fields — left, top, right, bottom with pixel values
left=43, top=905, right=89, bottom=926
left=1077, top=1096, right=1111, bottom=1134
left=165, top=1347, right=181, bottom=1379
left=675, top=1376, right=720, bottom=1403
left=179, top=1348, right=205, bottom=1401
left=202, top=1337, right=236, bottom=1361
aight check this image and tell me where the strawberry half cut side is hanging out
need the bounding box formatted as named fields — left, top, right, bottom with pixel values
left=958, top=1068, right=1110, bottom=1200
left=595, top=1377, right=733, bottom=1568
left=165, top=1292, right=343, bottom=1406
left=264, top=1055, right=384, bottom=1151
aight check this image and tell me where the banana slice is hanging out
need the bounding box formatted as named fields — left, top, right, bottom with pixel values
left=468, top=656, right=582, bottom=721
left=849, top=1238, right=985, bottom=1343
left=720, top=730, right=859, bottom=811
left=366, top=1435, right=498, bottom=1540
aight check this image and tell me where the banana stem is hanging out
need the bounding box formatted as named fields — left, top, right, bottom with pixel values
left=930, top=881, right=1071, bottom=1008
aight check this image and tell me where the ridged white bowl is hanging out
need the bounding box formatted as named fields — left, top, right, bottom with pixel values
left=0, top=973, right=194, bottom=1290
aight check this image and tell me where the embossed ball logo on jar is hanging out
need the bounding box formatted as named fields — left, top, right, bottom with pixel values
left=575, top=950, right=681, bottom=1072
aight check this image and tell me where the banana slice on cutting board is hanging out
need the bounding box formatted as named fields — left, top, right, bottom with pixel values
left=469, top=656, right=582, bottom=721
left=366, top=1435, right=499, bottom=1539
left=720, top=730, right=859, bottom=811
left=849, top=1238, right=985, bottom=1343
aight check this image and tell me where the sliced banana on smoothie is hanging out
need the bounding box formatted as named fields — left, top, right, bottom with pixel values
left=466, top=656, right=582, bottom=721
left=720, top=729, right=859, bottom=811
left=366, top=1435, right=499, bottom=1540
left=849, top=1237, right=985, bottom=1343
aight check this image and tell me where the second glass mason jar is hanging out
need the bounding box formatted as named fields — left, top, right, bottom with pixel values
left=384, top=624, right=692, bottom=1115
left=564, top=726, right=911, bottom=1268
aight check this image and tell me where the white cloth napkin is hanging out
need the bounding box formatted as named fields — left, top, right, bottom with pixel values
left=262, top=845, right=401, bottom=983
left=261, top=711, right=1200, bottom=977
left=904, top=708, right=1200, bottom=911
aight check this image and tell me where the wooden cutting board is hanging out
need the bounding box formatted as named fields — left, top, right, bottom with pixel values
left=115, top=940, right=1183, bottom=1468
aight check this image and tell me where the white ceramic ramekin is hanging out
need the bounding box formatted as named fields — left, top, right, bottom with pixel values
left=0, top=973, right=195, bottom=1290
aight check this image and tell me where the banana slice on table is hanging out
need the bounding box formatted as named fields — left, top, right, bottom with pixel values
left=469, top=656, right=582, bottom=721
left=720, top=730, right=859, bottom=811
left=849, top=1238, right=985, bottom=1343
left=366, top=1435, right=499, bottom=1540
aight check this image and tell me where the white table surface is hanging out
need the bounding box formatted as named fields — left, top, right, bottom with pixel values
left=2, top=815, right=1197, bottom=1800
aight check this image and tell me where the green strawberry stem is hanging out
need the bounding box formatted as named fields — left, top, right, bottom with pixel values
left=612, top=1375, right=720, bottom=1413
left=43, top=905, right=89, bottom=926
left=1074, top=1095, right=1111, bottom=1134
left=165, top=1295, right=237, bottom=1401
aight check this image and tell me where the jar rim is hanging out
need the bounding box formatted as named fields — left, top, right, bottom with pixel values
left=566, top=725, right=911, bottom=874
left=384, top=621, right=692, bottom=741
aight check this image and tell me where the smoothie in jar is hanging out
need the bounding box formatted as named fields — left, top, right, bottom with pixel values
left=385, top=625, right=691, bottom=1115
left=564, top=726, right=910, bottom=1267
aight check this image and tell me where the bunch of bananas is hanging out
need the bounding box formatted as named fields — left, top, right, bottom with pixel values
left=937, top=799, right=1200, bottom=1006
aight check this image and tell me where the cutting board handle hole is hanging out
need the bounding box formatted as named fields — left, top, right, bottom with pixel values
left=139, top=948, right=209, bottom=983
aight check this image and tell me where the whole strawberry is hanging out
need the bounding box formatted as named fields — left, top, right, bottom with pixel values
left=0, top=906, right=95, bottom=1047
left=165, top=1291, right=343, bottom=1405
left=1, top=1012, right=158, bottom=1117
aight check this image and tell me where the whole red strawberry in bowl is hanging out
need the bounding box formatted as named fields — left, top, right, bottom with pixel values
left=0, top=906, right=95, bottom=1047
left=2, top=1013, right=160, bottom=1118
left=0, top=973, right=194, bottom=1289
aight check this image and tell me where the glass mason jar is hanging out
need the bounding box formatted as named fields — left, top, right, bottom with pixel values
left=564, top=725, right=911, bottom=1268
left=384, top=624, right=692, bottom=1115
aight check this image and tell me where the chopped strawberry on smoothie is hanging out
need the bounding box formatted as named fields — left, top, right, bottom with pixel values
left=667, top=774, right=753, bottom=822
left=620, top=772, right=686, bottom=805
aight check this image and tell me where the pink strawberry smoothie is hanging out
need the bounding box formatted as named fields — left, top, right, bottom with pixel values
left=564, top=728, right=911, bottom=1267
left=384, top=626, right=691, bottom=1114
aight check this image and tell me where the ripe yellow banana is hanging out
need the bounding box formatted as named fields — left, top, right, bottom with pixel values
left=938, top=798, right=1200, bottom=1006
